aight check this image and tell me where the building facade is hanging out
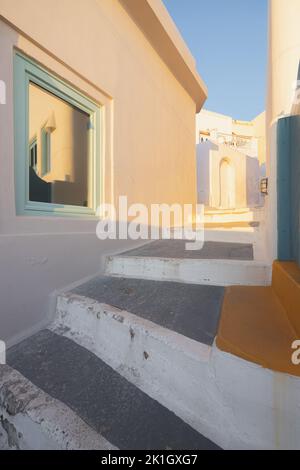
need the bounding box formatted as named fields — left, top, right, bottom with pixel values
left=196, top=109, right=265, bottom=211
left=0, top=0, right=207, bottom=344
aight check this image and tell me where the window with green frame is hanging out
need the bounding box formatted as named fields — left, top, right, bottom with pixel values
left=14, top=52, right=101, bottom=216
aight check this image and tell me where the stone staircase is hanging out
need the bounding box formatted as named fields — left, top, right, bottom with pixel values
left=204, top=207, right=262, bottom=229
left=1, top=241, right=299, bottom=450
left=105, top=239, right=271, bottom=286
left=4, top=330, right=218, bottom=450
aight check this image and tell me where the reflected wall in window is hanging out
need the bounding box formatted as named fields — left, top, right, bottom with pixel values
left=41, top=128, right=51, bottom=176
left=28, top=82, right=91, bottom=208
left=29, top=137, right=37, bottom=172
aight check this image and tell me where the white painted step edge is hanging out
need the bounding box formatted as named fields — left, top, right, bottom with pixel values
left=204, top=229, right=256, bottom=243
left=105, top=256, right=272, bottom=286
left=53, top=293, right=211, bottom=368
left=0, top=365, right=116, bottom=450
left=52, top=293, right=300, bottom=450
left=204, top=214, right=256, bottom=223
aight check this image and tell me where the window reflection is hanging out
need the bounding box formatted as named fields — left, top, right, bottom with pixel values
left=28, top=82, right=91, bottom=208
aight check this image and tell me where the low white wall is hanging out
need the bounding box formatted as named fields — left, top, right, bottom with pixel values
left=196, top=143, right=210, bottom=205
left=0, top=233, right=143, bottom=346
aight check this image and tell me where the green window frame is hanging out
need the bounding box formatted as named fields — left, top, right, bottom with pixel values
left=14, top=51, right=102, bottom=216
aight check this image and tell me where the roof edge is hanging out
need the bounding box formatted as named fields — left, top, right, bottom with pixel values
left=119, top=0, right=208, bottom=112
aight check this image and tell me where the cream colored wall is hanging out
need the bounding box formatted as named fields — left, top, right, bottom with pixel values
left=252, top=112, right=266, bottom=165
left=0, top=0, right=201, bottom=343
left=0, top=0, right=198, bottom=211
left=267, top=0, right=300, bottom=123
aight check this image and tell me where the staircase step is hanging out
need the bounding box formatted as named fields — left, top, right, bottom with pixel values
left=117, top=240, right=254, bottom=261
left=105, top=241, right=271, bottom=286
left=0, top=364, right=114, bottom=450
left=204, top=229, right=256, bottom=243
left=72, top=276, right=224, bottom=346
left=204, top=222, right=259, bottom=229
left=52, top=289, right=229, bottom=447
left=204, top=208, right=263, bottom=225
left=272, top=261, right=300, bottom=337
left=205, top=208, right=253, bottom=215
left=216, top=286, right=300, bottom=377
left=6, top=330, right=219, bottom=450
left=50, top=288, right=300, bottom=450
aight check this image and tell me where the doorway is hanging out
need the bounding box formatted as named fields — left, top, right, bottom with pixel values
left=219, top=158, right=235, bottom=209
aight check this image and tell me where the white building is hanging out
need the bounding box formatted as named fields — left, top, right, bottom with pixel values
left=196, top=109, right=265, bottom=211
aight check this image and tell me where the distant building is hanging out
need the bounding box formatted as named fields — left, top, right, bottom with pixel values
left=196, top=109, right=266, bottom=210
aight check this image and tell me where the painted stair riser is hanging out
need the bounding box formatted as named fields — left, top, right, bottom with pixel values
left=106, top=256, right=272, bottom=286
left=272, top=262, right=300, bottom=337
left=204, top=214, right=256, bottom=224
left=205, top=230, right=256, bottom=242
left=52, top=294, right=300, bottom=450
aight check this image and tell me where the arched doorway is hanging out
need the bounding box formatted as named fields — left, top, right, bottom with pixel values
left=219, top=158, right=235, bottom=209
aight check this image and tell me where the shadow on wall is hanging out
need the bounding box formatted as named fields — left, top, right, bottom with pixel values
left=246, top=155, right=261, bottom=207
left=196, top=141, right=218, bottom=206
left=260, top=163, right=266, bottom=178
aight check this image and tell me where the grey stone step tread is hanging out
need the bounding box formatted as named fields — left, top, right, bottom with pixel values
left=117, top=240, right=254, bottom=261
left=73, top=276, right=225, bottom=346
left=7, top=330, right=220, bottom=450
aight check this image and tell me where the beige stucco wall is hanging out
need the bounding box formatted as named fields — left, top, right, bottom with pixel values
left=252, top=112, right=266, bottom=166
left=0, top=0, right=202, bottom=343
left=267, top=0, right=300, bottom=124
left=0, top=0, right=199, bottom=210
